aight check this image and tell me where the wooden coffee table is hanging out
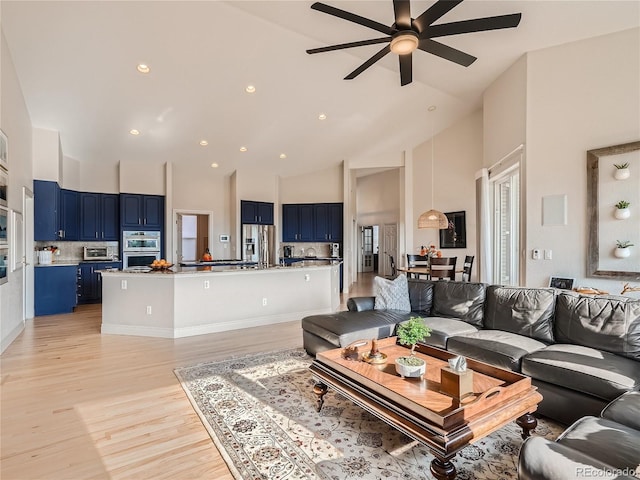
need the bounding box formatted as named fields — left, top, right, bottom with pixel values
left=310, top=337, right=542, bottom=480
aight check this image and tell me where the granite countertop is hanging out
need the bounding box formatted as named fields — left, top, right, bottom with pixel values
left=100, top=260, right=342, bottom=275
left=35, top=262, right=79, bottom=267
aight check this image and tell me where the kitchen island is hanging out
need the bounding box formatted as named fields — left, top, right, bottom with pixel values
left=100, top=261, right=341, bottom=338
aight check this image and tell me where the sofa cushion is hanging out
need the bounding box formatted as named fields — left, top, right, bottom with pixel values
left=406, top=317, right=478, bottom=349
left=555, top=292, right=640, bottom=360
left=447, top=330, right=547, bottom=371
left=432, top=281, right=487, bottom=327
left=601, top=391, right=640, bottom=431
left=484, top=286, right=556, bottom=343
left=558, top=416, right=640, bottom=471
left=374, top=275, right=411, bottom=312
left=301, top=310, right=410, bottom=349
left=407, top=279, right=434, bottom=316
left=521, top=344, right=639, bottom=401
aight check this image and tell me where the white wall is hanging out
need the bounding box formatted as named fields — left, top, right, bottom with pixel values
left=119, top=160, right=165, bottom=195
left=279, top=163, right=343, bottom=204
left=525, top=28, right=640, bottom=292
left=356, top=169, right=400, bottom=226
left=411, top=110, right=483, bottom=271
left=32, top=127, right=60, bottom=182
left=1, top=29, right=33, bottom=352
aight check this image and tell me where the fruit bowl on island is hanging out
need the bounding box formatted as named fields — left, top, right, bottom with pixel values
left=150, top=259, right=173, bottom=270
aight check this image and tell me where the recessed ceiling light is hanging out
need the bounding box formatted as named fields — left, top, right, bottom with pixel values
left=318, top=113, right=327, bottom=120
left=137, top=64, right=150, bottom=74
left=428, top=105, right=437, bottom=112
left=245, top=85, right=256, bottom=94
left=211, top=162, right=219, bottom=168
left=279, top=153, right=287, bottom=159
left=199, top=140, right=208, bottom=146
left=239, top=146, right=248, bottom=152
left=129, top=129, right=140, bottom=135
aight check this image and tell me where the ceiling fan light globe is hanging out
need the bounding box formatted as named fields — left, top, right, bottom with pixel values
left=390, top=32, right=419, bottom=55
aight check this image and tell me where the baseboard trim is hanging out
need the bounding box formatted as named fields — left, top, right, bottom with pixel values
left=1, top=321, right=25, bottom=354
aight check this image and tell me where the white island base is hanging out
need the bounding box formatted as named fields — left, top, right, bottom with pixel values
left=101, top=264, right=341, bottom=338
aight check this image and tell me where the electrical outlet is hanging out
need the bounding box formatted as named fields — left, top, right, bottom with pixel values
left=304, top=274, right=310, bottom=282
left=544, top=249, right=553, bottom=260
left=204, top=280, right=210, bottom=289
left=146, top=306, right=152, bottom=315
left=262, top=298, right=267, bottom=306
left=121, top=280, right=127, bottom=290
left=532, top=249, right=541, bottom=260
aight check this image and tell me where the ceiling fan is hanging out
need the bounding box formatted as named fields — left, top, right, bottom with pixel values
left=306, top=0, right=522, bottom=86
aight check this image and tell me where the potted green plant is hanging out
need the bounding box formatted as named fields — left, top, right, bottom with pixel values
left=615, top=200, right=631, bottom=220
left=395, top=316, right=432, bottom=379
left=614, top=162, right=630, bottom=180
left=615, top=240, right=634, bottom=258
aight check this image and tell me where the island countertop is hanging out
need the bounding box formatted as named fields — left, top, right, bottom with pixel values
left=100, top=261, right=341, bottom=338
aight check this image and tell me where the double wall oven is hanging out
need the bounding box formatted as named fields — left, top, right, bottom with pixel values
left=122, top=231, right=161, bottom=269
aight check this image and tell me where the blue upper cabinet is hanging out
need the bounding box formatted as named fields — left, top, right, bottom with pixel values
left=59, top=189, right=80, bottom=241
left=282, top=204, right=314, bottom=241
left=121, top=194, right=164, bottom=230
left=79, top=192, right=120, bottom=241
left=34, top=180, right=60, bottom=241
left=241, top=200, right=274, bottom=225
left=315, top=203, right=343, bottom=241
left=328, top=203, right=343, bottom=242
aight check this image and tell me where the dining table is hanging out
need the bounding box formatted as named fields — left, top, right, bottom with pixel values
left=397, top=266, right=464, bottom=280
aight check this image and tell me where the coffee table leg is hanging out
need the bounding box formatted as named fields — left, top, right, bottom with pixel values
left=431, top=457, right=456, bottom=480
left=516, top=412, right=537, bottom=439
left=313, top=382, right=328, bottom=412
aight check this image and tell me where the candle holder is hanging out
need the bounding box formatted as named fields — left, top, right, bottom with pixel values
left=362, top=338, right=388, bottom=364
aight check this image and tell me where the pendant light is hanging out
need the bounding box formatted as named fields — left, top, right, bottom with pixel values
left=418, top=106, right=448, bottom=229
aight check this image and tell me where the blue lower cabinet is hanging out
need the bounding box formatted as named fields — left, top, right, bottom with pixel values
left=35, top=265, right=78, bottom=316
left=77, top=261, right=121, bottom=304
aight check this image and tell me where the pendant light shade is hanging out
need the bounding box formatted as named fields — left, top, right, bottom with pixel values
left=418, top=105, right=448, bottom=229
left=418, top=209, right=449, bottom=229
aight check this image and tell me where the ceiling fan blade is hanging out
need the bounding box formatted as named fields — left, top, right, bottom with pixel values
left=414, top=0, right=463, bottom=33
left=399, top=53, right=413, bottom=86
left=311, top=2, right=395, bottom=35
left=307, top=37, right=391, bottom=54
left=418, top=38, right=476, bottom=66
left=345, top=45, right=391, bottom=80
left=393, top=0, right=412, bottom=29
left=425, top=13, right=522, bottom=38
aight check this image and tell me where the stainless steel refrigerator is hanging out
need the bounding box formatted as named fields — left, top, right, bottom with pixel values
left=242, top=224, right=276, bottom=267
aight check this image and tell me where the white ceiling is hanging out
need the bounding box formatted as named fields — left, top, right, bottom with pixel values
left=2, top=1, right=639, bottom=178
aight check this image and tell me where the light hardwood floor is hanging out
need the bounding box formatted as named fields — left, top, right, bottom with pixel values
left=0, top=272, right=376, bottom=480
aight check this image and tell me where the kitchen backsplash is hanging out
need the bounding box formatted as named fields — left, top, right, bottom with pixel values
left=34, top=241, right=119, bottom=263
left=281, top=242, right=339, bottom=258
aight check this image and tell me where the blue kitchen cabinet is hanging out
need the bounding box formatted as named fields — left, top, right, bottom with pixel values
left=120, top=194, right=164, bottom=230
left=59, top=189, right=80, bottom=241
left=34, top=180, right=60, bottom=241
left=282, top=204, right=314, bottom=241
left=241, top=200, right=274, bottom=225
left=77, top=261, right=121, bottom=304
left=80, top=193, right=119, bottom=240
left=35, top=265, right=77, bottom=316
left=314, top=203, right=343, bottom=241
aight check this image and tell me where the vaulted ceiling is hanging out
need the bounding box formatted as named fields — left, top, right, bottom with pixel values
left=2, top=1, right=638, bottom=177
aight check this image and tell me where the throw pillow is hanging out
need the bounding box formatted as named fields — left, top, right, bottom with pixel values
left=374, top=274, right=411, bottom=312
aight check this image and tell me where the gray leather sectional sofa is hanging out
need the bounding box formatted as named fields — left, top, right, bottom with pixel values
left=301, top=278, right=640, bottom=426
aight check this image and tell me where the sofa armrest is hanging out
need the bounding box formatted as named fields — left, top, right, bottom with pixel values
left=347, top=296, right=376, bottom=312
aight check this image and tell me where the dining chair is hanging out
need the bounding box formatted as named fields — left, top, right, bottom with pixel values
left=429, top=257, right=457, bottom=281
left=386, top=254, right=397, bottom=279
left=461, top=255, right=474, bottom=282
left=406, top=254, right=428, bottom=279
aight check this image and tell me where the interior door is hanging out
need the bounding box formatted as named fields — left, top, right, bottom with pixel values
left=361, top=226, right=374, bottom=272
left=23, top=187, right=34, bottom=319
left=381, top=223, right=398, bottom=277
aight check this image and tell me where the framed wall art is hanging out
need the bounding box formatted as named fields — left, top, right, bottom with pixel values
left=439, top=211, right=467, bottom=249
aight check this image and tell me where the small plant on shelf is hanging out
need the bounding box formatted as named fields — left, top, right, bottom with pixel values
left=617, top=240, right=634, bottom=248
left=615, top=200, right=631, bottom=219
left=615, top=200, right=630, bottom=209
left=614, top=162, right=630, bottom=180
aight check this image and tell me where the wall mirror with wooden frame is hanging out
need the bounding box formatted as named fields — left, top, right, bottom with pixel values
left=587, top=140, right=640, bottom=280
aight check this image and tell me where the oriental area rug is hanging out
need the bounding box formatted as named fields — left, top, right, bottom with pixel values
left=175, top=349, right=562, bottom=480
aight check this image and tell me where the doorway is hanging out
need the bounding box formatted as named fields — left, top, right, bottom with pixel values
left=359, top=225, right=379, bottom=273
left=174, top=210, right=213, bottom=263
